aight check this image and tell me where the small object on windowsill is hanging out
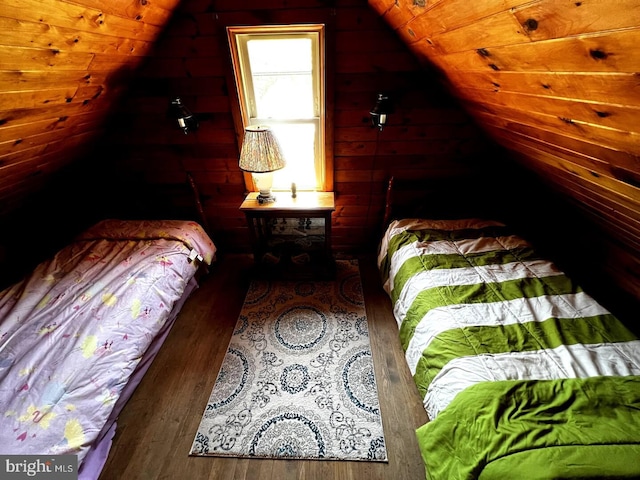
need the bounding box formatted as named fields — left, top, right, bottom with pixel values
left=291, top=182, right=297, bottom=198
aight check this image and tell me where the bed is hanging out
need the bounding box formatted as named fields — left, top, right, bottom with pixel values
left=0, top=219, right=216, bottom=478
left=377, top=178, right=640, bottom=479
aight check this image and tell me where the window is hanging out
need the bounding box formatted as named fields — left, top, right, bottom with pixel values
left=228, top=25, right=330, bottom=192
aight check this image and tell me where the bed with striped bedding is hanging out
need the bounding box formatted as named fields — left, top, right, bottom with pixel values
left=378, top=217, right=640, bottom=480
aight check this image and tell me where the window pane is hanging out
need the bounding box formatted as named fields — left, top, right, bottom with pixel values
left=252, top=75, right=313, bottom=119
left=247, top=39, right=314, bottom=118
left=268, top=123, right=316, bottom=191
left=247, top=38, right=311, bottom=73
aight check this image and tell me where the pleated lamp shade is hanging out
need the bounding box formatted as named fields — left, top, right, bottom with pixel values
left=238, top=126, right=286, bottom=173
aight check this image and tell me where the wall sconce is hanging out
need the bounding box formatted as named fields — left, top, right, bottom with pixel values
left=168, top=97, right=199, bottom=134
left=239, top=126, right=286, bottom=204
left=370, top=93, right=391, bottom=131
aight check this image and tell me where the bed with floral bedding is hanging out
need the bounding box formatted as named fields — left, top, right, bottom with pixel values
left=378, top=216, right=640, bottom=480
left=0, top=219, right=216, bottom=479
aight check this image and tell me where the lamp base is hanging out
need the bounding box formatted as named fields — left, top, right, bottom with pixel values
left=252, top=172, right=277, bottom=204
left=257, top=192, right=277, bottom=204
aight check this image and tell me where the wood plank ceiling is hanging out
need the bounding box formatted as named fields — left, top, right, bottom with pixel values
left=369, top=0, right=640, bottom=301
left=0, top=0, right=180, bottom=217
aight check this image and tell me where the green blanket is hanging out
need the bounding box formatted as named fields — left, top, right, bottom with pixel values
left=416, top=376, right=640, bottom=479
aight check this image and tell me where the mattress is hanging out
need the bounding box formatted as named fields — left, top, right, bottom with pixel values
left=378, top=218, right=640, bottom=479
left=0, top=219, right=216, bottom=475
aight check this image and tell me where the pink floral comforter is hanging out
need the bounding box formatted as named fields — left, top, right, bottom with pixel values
left=0, top=219, right=216, bottom=464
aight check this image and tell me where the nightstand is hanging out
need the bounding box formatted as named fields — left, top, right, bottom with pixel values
left=240, top=191, right=335, bottom=280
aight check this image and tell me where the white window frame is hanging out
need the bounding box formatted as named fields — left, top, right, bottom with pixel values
left=227, top=24, right=330, bottom=192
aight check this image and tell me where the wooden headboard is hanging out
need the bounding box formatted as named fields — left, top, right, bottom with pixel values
left=382, top=175, right=505, bottom=230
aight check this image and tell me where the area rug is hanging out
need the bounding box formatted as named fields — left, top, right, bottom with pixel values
left=190, top=259, right=388, bottom=462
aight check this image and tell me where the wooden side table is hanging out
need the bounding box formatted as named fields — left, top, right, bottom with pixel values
left=240, top=191, right=335, bottom=280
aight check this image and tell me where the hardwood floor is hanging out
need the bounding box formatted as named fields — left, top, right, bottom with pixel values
left=99, top=254, right=428, bottom=480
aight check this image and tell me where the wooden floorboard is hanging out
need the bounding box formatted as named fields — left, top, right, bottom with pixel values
left=99, top=253, right=428, bottom=480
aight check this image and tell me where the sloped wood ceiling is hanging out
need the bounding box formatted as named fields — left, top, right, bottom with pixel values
left=369, top=0, right=640, bottom=300
left=0, top=0, right=180, bottom=217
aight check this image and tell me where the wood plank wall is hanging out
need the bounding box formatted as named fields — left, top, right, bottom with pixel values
left=368, top=0, right=640, bottom=306
left=91, top=0, right=496, bottom=254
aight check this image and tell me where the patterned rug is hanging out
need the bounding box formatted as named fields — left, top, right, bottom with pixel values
left=190, top=259, right=388, bottom=462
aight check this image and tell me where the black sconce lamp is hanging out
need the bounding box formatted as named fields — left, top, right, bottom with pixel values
left=370, top=93, right=392, bottom=131
left=168, top=97, right=199, bottom=134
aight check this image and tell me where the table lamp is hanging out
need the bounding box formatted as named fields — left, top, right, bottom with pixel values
left=239, top=125, right=286, bottom=203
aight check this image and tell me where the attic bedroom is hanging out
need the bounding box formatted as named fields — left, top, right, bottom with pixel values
left=1, top=1, right=639, bottom=479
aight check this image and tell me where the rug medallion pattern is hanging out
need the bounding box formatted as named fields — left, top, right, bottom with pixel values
left=190, top=260, right=388, bottom=462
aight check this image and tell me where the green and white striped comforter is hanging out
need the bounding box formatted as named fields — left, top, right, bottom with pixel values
left=378, top=218, right=640, bottom=479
